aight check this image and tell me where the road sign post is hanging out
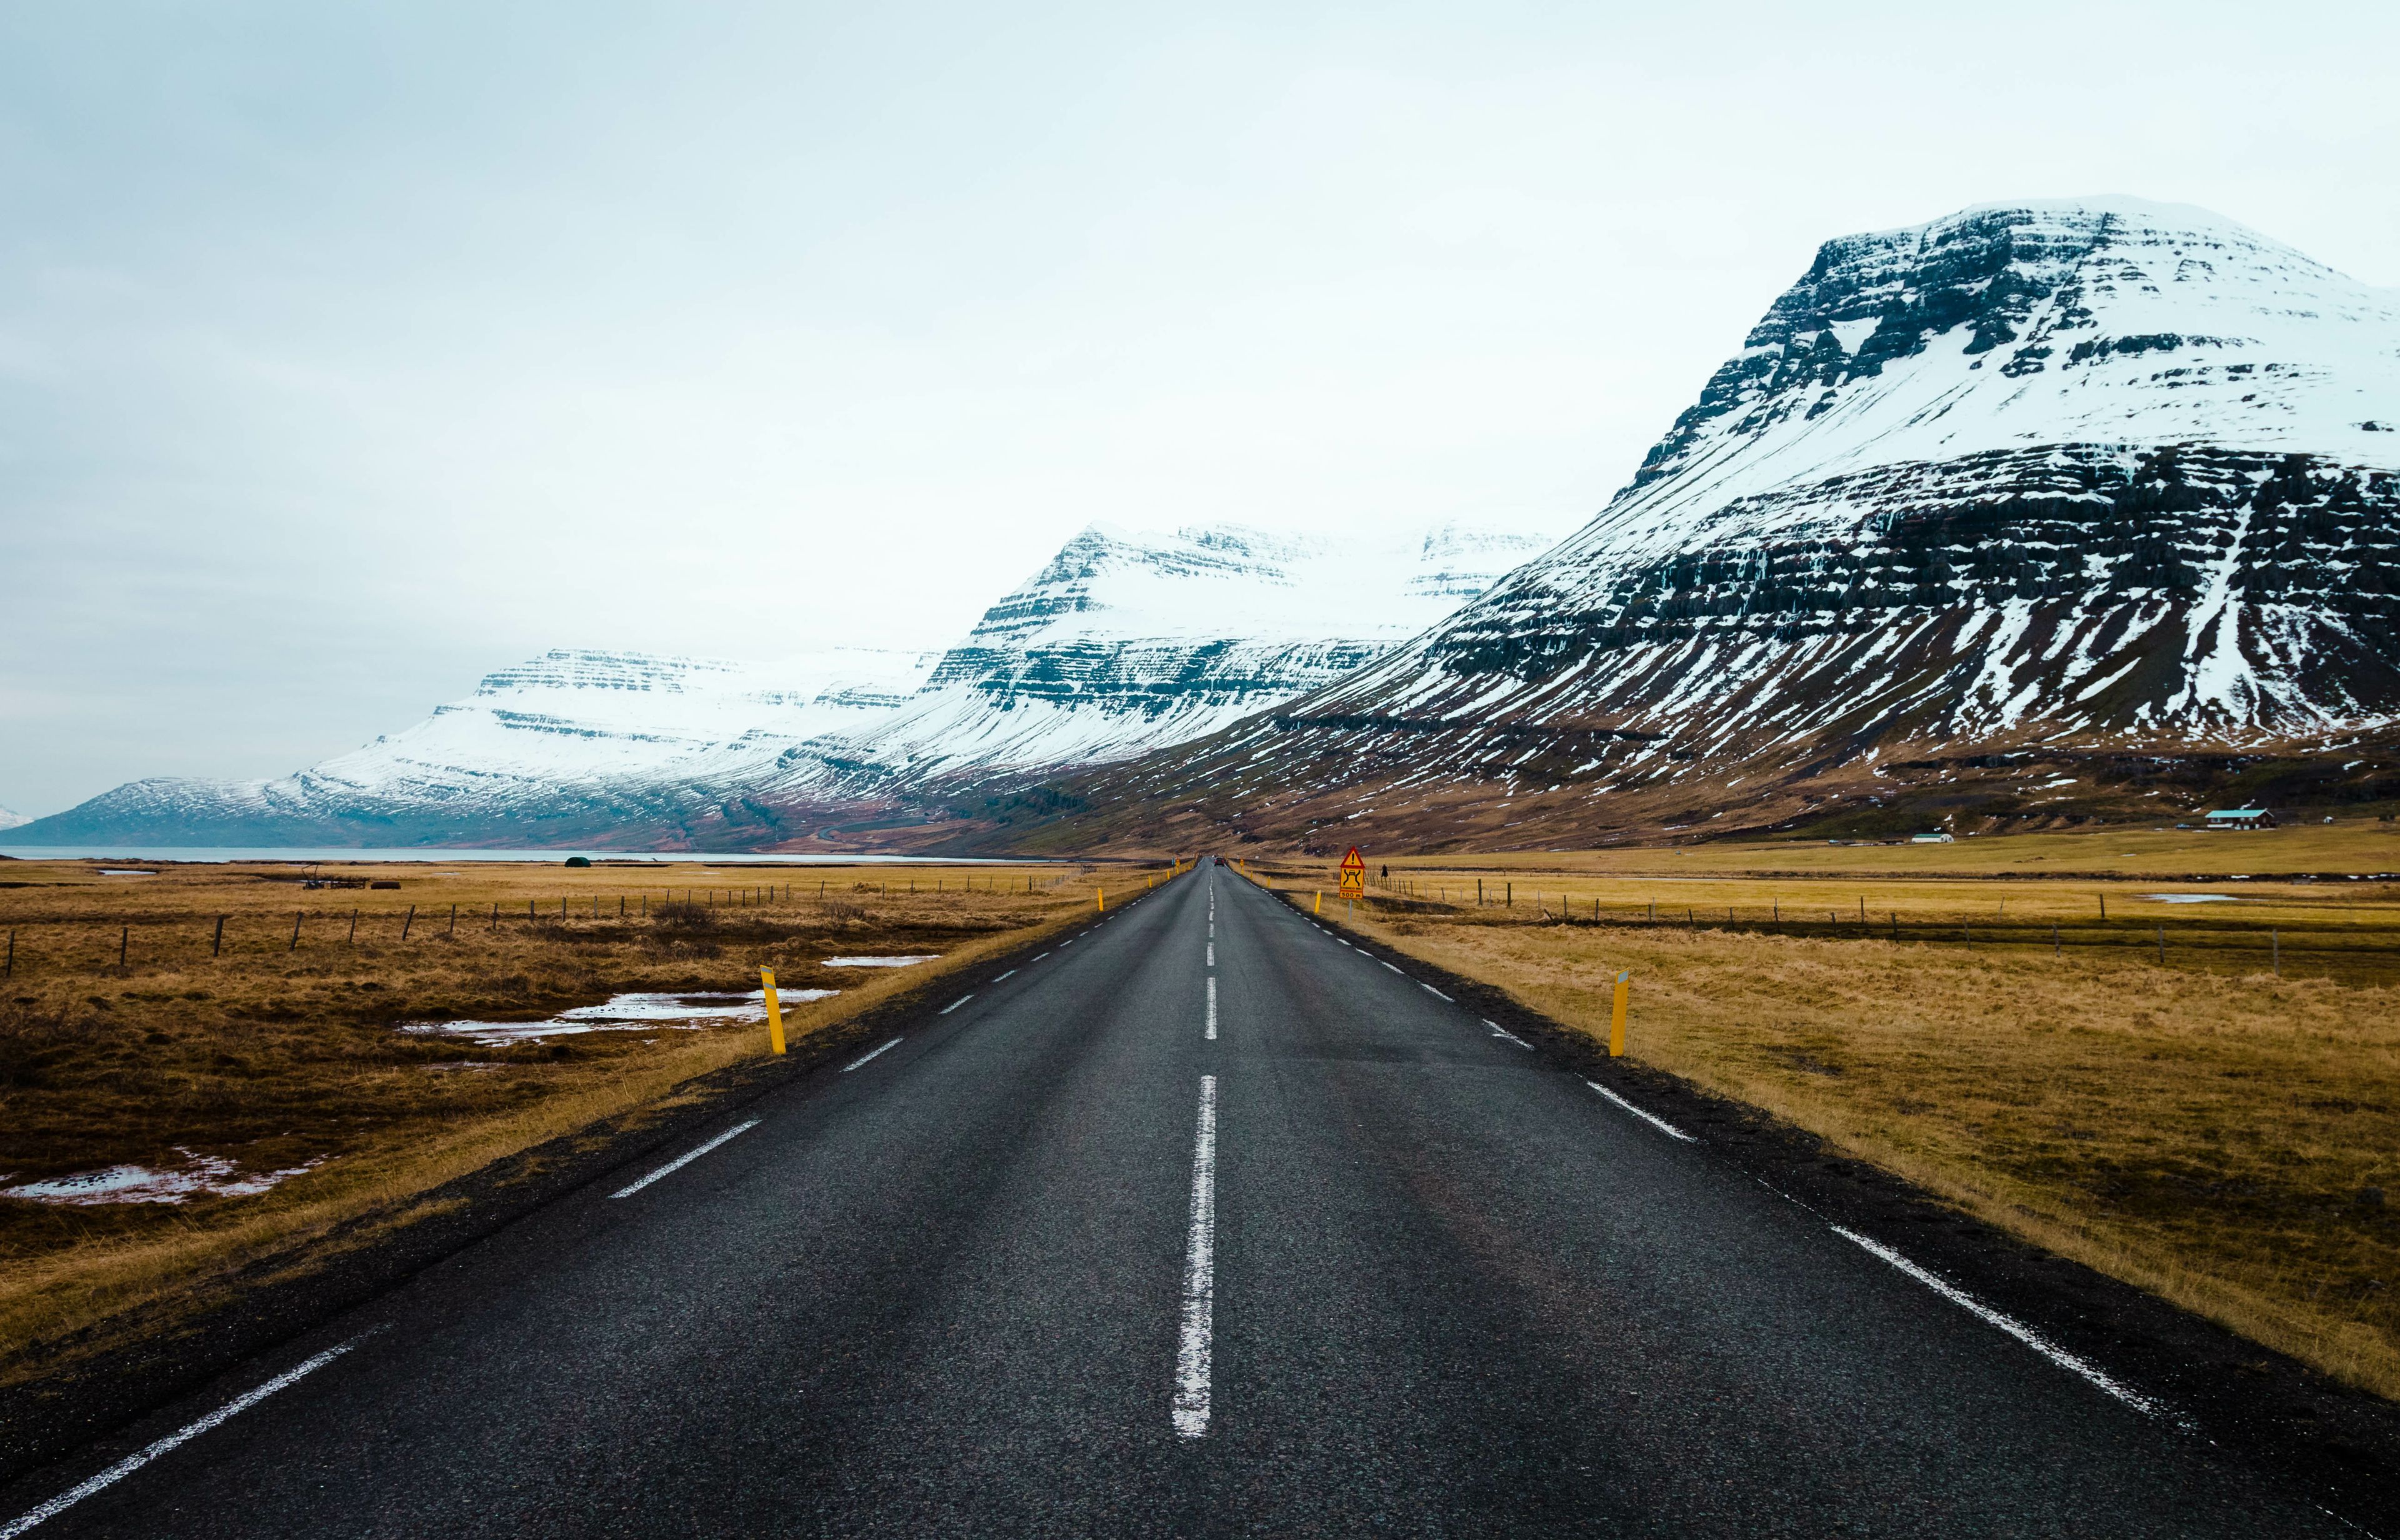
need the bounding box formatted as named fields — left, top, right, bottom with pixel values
left=761, top=966, right=786, bottom=1055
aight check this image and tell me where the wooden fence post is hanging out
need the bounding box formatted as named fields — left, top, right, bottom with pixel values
left=212, top=915, right=226, bottom=956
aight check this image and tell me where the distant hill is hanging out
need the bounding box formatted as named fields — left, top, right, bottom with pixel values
left=12, top=519, right=1563, bottom=849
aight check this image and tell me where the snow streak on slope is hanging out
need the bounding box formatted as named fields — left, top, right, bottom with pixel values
left=1268, top=199, right=2400, bottom=792
left=796, top=520, right=1562, bottom=788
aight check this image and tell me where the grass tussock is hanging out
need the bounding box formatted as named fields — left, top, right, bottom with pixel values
left=0, top=858, right=1140, bottom=1370
left=1287, top=867, right=2400, bottom=1399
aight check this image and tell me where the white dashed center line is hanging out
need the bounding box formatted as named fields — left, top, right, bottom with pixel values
left=1206, top=977, right=1217, bottom=1041
left=1173, top=1075, right=1219, bottom=1439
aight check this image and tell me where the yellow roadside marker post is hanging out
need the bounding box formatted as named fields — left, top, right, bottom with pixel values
left=761, top=966, right=787, bottom=1056
left=1609, top=971, right=1630, bottom=1057
left=1314, top=891, right=1322, bottom=914
left=1096, top=887, right=1105, bottom=911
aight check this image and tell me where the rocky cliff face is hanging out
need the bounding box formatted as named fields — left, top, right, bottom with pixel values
left=785, top=519, right=1562, bottom=792
left=1381, top=198, right=2400, bottom=762
left=1057, top=199, right=2400, bottom=848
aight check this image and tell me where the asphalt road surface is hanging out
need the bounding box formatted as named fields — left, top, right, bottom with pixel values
left=1, top=859, right=2363, bottom=1536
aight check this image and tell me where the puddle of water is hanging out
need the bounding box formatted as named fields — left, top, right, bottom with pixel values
left=401, top=989, right=838, bottom=1047
left=822, top=955, right=941, bottom=968
left=2, top=1150, right=327, bottom=1206
left=2141, top=893, right=2247, bottom=904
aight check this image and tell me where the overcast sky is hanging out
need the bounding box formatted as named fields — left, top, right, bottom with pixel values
left=2, top=1, right=2394, bottom=816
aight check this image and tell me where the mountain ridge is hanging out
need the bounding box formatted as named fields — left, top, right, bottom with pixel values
left=9, top=519, right=1563, bottom=849
left=1014, top=198, right=2400, bottom=854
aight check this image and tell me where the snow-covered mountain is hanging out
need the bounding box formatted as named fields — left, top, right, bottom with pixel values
left=790, top=520, right=1561, bottom=792
left=1397, top=198, right=2400, bottom=748
left=0, top=804, right=28, bottom=831
left=1064, top=199, right=2400, bottom=847
left=13, top=518, right=1564, bottom=848
left=12, top=648, right=939, bottom=848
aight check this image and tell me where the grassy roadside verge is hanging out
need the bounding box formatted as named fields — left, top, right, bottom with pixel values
left=0, top=860, right=1131, bottom=1381
left=1288, top=882, right=2400, bottom=1401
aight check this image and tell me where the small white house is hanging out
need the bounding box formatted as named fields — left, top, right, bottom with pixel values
left=2204, top=808, right=2276, bottom=831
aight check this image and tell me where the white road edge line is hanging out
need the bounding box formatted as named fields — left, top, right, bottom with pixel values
left=941, top=994, right=973, bottom=1014
left=1422, top=983, right=1451, bottom=1001
left=611, top=1120, right=762, bottom=1198
left=1032, top=952, right=1049, bottom=962
left=1206, top=976, right=1218, bottom=1041
left=1830, top=1226, right=2165, bottom=1417
left=1585, top=1081, right=1697, bottom=1142
left=842, top=1037, right=904, bottom=1072
left=1485, top=1020, right=1532, bottom=1049
left=1173, top=1074, right=1219, bottom=1439
left=0, top=1329, right=386, bottom=1539
left=1381, top=961, right=1401, bottom=974
left=994, top=969, right=1016, bottom=981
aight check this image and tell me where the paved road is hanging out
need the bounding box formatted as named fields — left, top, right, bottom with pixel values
left=1, top=859, right=2359, bottom=1536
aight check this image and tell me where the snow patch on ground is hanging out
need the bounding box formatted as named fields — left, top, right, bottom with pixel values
left=2, top=1151, right=328, bottom=1206
left=400, top=988, right=837, bottom=1047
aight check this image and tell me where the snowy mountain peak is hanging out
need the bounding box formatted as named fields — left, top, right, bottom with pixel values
left=1608, top=198, right=2400, bottom=560
left=786, top=517, right=1568, bottom=788
left=1236, top=198, right=2400, bottom=811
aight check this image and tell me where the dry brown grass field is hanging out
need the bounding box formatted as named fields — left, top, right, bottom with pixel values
left=1254, top=826, right=2400, bottom=1398
left=0, top=856, right=1144, bottom=1371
